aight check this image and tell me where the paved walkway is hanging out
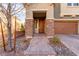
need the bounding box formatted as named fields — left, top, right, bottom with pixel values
left=24, top=34, right=56, bottom=56
left=57, top=35, right=79, bottom=56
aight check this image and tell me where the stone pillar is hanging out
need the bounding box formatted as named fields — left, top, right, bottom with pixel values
left=25, top=19, right=33, bottom=39
left=45, top=19, right=54, bottom=38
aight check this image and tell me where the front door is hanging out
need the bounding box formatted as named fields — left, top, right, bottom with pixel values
left=39, top=19, right=45, bottom=33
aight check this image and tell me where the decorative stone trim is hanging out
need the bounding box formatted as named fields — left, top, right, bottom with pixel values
left=25, top=19, right=33, bottom=39
left=45, top=19, right=54, bottom=37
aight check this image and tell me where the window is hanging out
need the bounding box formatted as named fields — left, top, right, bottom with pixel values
left=73, top=3, right=79, bottom=6
left=67, top=3, right=79, bottom=6
left=67, top=3, right=72, bottom=6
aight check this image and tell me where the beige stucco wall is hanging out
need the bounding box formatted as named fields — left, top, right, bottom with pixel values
left=60, top=3, right=79, bottom=17
left=25, top=3, right=54, bottom=19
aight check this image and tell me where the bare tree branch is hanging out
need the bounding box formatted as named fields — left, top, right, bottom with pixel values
left=0, top=11, right=8, bottom=26
left=11, top=4, right=16, bottom=13
left=0, top=4, right=8, bottom=16
left=0, top=19, right=7, bottom=26
left=0, top=17, right=7, bottom=34
left=12, top=7, right=24, bottom=16
left=13, top=6, right=22, bottom=12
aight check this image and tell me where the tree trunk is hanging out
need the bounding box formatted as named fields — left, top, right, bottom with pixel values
left=7, top=25, right=12, bottom=51
left=7, top=3, right=13, bottom=51
left=0, top=19, right=6, bottom=51
left=14, top=17, right=16, bottom=52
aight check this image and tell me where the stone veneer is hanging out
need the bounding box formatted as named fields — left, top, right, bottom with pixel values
left=25, top=19, right=54, bottom=39
left=25, top=19, right=33, bottom=39
left=45, top=19, right=54, bottom=38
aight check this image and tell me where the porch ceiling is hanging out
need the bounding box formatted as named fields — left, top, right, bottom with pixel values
left=33, top=11, right=46, bottom=18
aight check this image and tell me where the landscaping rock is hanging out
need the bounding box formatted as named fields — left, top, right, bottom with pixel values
left=49, top=38, right=76, bottom=56
left=0, top=35, right=30, bottom=56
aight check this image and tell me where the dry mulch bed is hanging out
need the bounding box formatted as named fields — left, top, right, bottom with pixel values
left=15, top=31, right=25, bottom=38
left=49, top=38, right=76, bottom=56
left=0, top=35, right=31, bottom=56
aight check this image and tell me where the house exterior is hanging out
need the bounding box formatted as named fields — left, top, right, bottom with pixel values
left=24, top=3, right=79, bottom=39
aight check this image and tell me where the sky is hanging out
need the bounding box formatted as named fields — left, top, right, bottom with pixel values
left=15, top=3, right=26, bottom=23
left=16, top=8, right=26, bottom=23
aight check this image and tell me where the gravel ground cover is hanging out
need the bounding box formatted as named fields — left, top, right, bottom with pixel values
left=49, top=37, right=76, bottom=56
left=0, top=35, right=31, bottom=56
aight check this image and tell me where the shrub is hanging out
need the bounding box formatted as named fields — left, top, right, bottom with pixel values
left=20, top=24, right=25, bottom=32
left=50, top=36, right=61, bottom=45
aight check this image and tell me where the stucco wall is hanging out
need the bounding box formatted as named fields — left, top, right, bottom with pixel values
left=25, top=3, right=54, bottom=19
left=54, top=3, right=60, bottom=18
left=60, top=3, right=79, bottom=17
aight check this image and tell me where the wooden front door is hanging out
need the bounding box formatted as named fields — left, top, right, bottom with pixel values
left=39, top=19, right=45, bottom=33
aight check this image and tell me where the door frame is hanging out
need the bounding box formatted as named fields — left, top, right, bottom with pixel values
left=33, top=11, right=46, bottom=34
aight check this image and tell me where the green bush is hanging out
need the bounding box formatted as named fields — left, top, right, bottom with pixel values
left=20, top=24, right=25, bottom=32
left=50, top=36, right=61, bottom=45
